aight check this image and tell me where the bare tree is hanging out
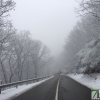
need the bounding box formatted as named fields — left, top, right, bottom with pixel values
left=0, top=0, right=16, bottom=27
left=0, top=29, right=53, bottom=82
left=76, top=0, right=100, bottom=21
left=0, top=24, right=16, bottom=83
left=10, top=31, right=32, bottom=81
left=30, top=40, right=53, bottom=78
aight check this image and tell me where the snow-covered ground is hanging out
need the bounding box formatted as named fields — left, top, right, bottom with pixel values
left=0, top=77, right=53, bottom=100
left=68, top=74, right=100, bottom=89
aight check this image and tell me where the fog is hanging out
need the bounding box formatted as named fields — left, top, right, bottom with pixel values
left=0, top=1, right=100, bottom=96
left=10, top=0, right=78, bottom=56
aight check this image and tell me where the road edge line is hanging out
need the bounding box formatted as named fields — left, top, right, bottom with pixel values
left=55, top=77, right=60, bottom=100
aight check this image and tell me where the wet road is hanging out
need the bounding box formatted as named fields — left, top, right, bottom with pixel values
left=12, top=75, right=91, bottom=100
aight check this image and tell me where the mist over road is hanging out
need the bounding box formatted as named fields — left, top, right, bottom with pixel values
left=12, top=75, right=91, bottom=100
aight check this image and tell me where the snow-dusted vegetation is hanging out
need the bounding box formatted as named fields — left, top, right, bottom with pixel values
left=60, top=0, right=100, bottom=75
left=75, top=38, right=100, bottom=74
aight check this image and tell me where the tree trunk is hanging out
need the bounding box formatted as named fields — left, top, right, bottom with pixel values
left=1, top=62, right=8, bottom=83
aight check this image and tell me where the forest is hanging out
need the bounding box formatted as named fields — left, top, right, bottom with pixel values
left=61, top=0, right=100, bottom=74
left=0, top=0, right=53, bottom=83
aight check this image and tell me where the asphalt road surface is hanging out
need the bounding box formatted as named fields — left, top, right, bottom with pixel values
left=12, top=75, right=91, bottom=100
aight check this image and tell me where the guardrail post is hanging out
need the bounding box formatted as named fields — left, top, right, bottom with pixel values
left=16, top=84, right=18, bottom=88
left=1, top=80, right=2, bottom=85
left=0, top=88, right=1, bottom=94
left=0, top=80, right=2, bottom=94
left=26, top=82, right=27, bottom=85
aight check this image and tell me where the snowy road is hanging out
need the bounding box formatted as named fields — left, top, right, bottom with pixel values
left=11, top=75, right=91, bottom=100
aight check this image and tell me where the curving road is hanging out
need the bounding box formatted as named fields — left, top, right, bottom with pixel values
left=12, top=75, right=91, bottom=100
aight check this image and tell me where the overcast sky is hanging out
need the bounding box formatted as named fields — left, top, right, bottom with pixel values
left=10, top=0, right=79, bottom=56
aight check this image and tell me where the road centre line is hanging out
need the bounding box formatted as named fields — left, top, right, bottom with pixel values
left=55, top=77, right=61, bottom=100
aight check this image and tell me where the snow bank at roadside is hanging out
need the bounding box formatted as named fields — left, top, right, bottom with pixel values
left=68, top=74, right=100, bottom=89
left=0, top=77, right=53, bottom=100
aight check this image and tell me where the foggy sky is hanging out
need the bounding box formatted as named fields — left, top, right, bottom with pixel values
left=10, top=0, right=79, bottom=56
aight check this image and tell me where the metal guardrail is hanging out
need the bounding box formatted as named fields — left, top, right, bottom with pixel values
left=0, top=76, right=48, bottom=94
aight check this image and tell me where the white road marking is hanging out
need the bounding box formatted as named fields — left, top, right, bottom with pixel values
left=55, top=77, right=61, bottom=100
